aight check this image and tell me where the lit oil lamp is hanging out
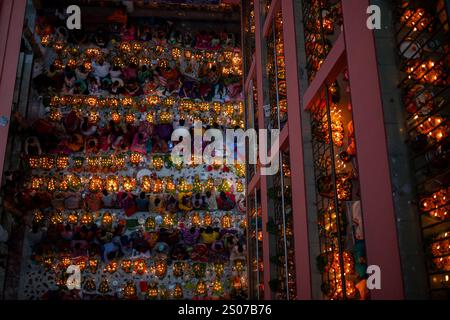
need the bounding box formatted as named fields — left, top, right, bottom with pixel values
left=41, top=34, right=52, bottom=47
left=83, top=61, right=93, bottom=72
left=76, top=259, right=87, bottom=272
left=102, top=212, right=113, bottom=227
left=89, top=176, right=103, bottom=193
left=172, top=47, right=182, bottom=60
left=204, top=177, right=215, bottom=192
left=99, top=156, right=114, bottom=169
left=155, top=260, right=167, bottom=279
left=164, top=176, right=176, bottom=193
left=147, top=95, right=160, bottom=106
left=120, top=42, right=132, bottom=53
left=141, top=176, right=152, bottom=193
left=163, top=97, right=176, bottom=108
left=123, top=281, right=137, bottom=299
left=232, top=276, right=242, bottom=291
left=179, top=98, right=194, bottom=112
left=152, top=156, right=164, bottom=171
left=212, top=101, right=222, bottom=114
left=146, top=112, right=155, bottom=124
left=60, top=256, right=71, bottom=269
left=125, top=113, right=136, bottom=124
left=98, top=278, right=111, bottom=294
left=130, top=152, right=143, bottom=166
left=173, top=283, right=183, bottom=299
left=133, top=259, right=147, bottom=275
left=212, top=279, right=223, bottom=296
left=221, top=213, right=232, bottom=229
left=104, top=261, right=118, bottom=274
left=145, top=217, right=156, bottom=230
left=31, top=176, right=43, bottom=190
left=192, top=212, right=201, bottom=227
left=203, top=213, right=212, bottom=226
left=80, top=212, right=94, bottom=225
left=152, top=177, right=163, bottom=193
left=88, top=111, right=100, bottom=124
left=84, top=278, right=97, bottom=292
left=47, top=177, right=57, bottom=192
left=49, top=109, right=62, bottom=122
left=132, top=42, right=142, bottom=52
left=114, top=154, right=126, bottom=169
left=33, top=210, right=44, bottom=224
left=173, top=262, right=185, bottom=278
left=162, top=214, right=175, bottom=228
left=50, top=211, right=64, bottom=225
left=41, top=156, right=55, bottom=170
left=88, top=258, right=98, bottom=273
left=108, top=98, right=118, bottom=108
left=193, top=263, right=206, bottom=278
left=159, top=111, right=173, bottom=124
left=122, top=177, right=136, bottom=192
left=121, top=259, right=133, bottom=273
left=195, top=280, right=207, bottom=297
left=28, top=156, right=40, bottom=169
left=106, top=176, right=119, bottom=192
left=198, top=101, right=210, bottom=112
left=56, top=155, right=69, bottom=170
left=146, top=282, right=159, bottom=300
left=177, top=178, right=192, bottom=193
left=234, top=260, right=244, bottom=273
left=214, top=263, right=225, bottom=277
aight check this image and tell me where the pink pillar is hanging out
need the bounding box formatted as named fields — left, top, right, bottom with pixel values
left=253, top=0, right=272, bottom=300
left=281, top=0, right=312, bottom=300
left=342, top=0, right=404, bottom=299
left=0, top=0, right=26, bottom=182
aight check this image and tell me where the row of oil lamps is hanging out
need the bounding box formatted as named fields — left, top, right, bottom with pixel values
left=34, top=209, right=239, bottom=230
left=49, top=107, right=245, bottom=129
left=29, top=173, right=243, bottom=194
left=45, top=33, right=243, bottom=67
left=49, top=95, right=244, bottom=114
left=28, top=154, right=246, bottom=176
left=81, top=276, right=246, bottom=299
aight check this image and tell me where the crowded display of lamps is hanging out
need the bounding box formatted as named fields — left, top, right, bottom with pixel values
left=22, top=15, right=247, bottom=301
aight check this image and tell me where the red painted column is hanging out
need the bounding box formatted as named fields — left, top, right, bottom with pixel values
left=253, top=0, right=272, bottom=300
left=341, top=0, right=404, bottom=299
left=281, top=0, right=312, bottom=300
left=0, top=0, right=26, bottom=182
